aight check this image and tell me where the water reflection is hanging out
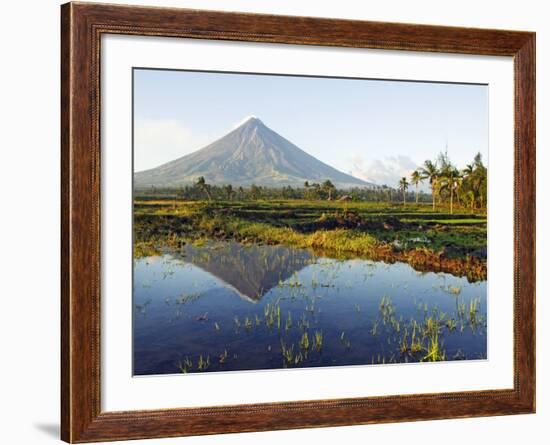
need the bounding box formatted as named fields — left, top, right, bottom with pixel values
left=178, top=242, right=315, bottom=302
left=133, top=241, right=487, bottom=375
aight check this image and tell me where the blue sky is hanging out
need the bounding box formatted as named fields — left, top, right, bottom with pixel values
left=134, top=68, right=488, bottom=188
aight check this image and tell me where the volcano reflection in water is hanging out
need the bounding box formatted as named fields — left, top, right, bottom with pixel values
left=133, top=241, right=487, bottom=375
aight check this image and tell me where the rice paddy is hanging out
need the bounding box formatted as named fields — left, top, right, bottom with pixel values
left=133, top=241, right=487, bottom=375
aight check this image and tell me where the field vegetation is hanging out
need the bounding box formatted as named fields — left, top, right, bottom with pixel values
left=134, top=152, right=487, bottom=281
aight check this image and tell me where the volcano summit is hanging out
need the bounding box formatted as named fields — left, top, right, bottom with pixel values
left=134, top=117, right=372, bottom=189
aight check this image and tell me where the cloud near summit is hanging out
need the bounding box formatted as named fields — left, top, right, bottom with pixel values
left=350, top=154, right=424, bottom=189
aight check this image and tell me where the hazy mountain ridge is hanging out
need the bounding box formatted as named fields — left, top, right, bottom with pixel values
left=134, top=117, right=373, bottom=189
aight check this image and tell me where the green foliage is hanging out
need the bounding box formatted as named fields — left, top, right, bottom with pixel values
left=197, top=354, right=210, bottom=371
left=299, top=331, right=310, bottom=351
left=136, top=151, right=487, bottom=214
left=133, top=197, right=487, bottom=280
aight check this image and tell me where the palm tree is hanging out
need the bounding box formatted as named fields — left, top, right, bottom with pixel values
left=398, top=177, right=409, bottom=205
left=447, top=167, right=461, bottom=215
left=419, top=160, right=439, bottom=210
left=309, top=182, right=321, bottom=200
left=250, top=184, right=261, bottom=200
left=461, top=164, right=475, bottom=211
left=437, top=152, right=459, bottom=215
left=463, top=163, right=474, bottom=178
left=321, top=180, right=336, bottom=201
left=410, top=170, right=422, bottom=204
left=303, top=181, right=310, bottom=200
left=223, top=184, right=233, bottom=201
left=463, top=189, right=476, bottom=211
left=195, top=176, right=212, bottom=201
left=472, top=153, right=487, bottom=209
left=474, top=152, right=484, bottom=170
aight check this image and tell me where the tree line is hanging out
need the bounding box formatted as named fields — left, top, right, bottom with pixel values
left=135, top=178, right=431, bottom=203
left=398, top=151, right=487, bottom=213
left=135, top=151, right=486, bottom=212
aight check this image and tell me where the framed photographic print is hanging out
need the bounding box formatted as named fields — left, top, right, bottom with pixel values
left=61, top=2, right=535, bottom=442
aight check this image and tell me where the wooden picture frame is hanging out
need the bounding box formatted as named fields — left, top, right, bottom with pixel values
left=61, top=2, right=535, bottom=442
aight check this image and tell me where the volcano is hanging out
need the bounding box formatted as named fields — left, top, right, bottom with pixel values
left=134, top=117, right=372, bottom=189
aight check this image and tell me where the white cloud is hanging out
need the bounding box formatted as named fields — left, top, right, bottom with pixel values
left=134, top=119, right=209, bottom=172
left=350, top=154, right=426, bottom=189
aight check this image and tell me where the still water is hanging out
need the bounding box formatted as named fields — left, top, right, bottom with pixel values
left=133, top=242, right=487, bottom=375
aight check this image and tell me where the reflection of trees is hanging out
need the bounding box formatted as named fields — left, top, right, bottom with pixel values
left=177, top=242, right=315, bottom=302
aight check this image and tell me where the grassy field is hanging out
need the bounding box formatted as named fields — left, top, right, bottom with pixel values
left=134, top=199, right=487, bottom=281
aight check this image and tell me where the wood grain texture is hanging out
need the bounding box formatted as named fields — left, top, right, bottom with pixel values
left=60, top=2, right=536, bottom=442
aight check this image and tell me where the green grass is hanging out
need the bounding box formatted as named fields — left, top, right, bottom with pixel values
left=374, top=295, right=485, bottom=362
left=424, top=219, right=485, bottom=225
left=134, top=199, right=487, bottom=280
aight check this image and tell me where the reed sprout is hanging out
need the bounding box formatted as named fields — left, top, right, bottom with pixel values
left=280, top=341, right=295, bottom=366
left=177, top=357, right=193, bottom=374
left=313, top=331, right=323, bottom=352
left=300, top=331, right=310, bottom=351
left=218, top=349, right=228, bottom=364
left=197, top=354, right=210, bottom=371
left=285, top=311, right=293, bottom=331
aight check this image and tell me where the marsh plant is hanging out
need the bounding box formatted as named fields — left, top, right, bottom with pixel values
left=197, top=354, right=210, bottom=371
left=177, top=357, right=193, bottom=374
left=313, top=331, right=324, bottom=352
left=371, top=295, right=486, bottom=363
left=134, top=237, right=486, bottom=375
